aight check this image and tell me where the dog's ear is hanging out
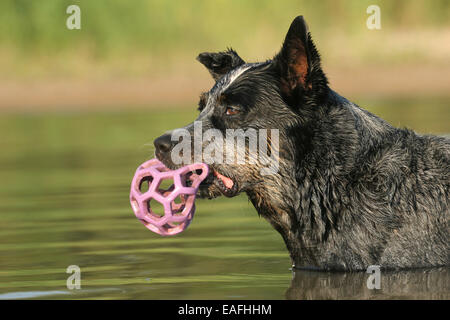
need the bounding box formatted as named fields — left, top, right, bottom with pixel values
left=276, top=16, right=311, bottom=92
left=274, top=16, right=327, bottom=103
left=197, top=49, right=245, bottom=81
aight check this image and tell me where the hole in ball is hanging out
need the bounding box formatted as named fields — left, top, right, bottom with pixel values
left=148, top=199, right=165, bottom=217
left=139, top=176, right=153, bottom=193
left=171, top=195, right=186, bottom=213
left=173, top=195, right=184, bottom=205
left=158, top=178, right=174, bottom=194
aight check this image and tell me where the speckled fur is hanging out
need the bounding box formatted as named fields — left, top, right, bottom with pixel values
left=155, top=16, right=449, bottom=270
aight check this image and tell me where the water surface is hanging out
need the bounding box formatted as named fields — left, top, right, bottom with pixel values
left=0, top=99, right=448, bottom=299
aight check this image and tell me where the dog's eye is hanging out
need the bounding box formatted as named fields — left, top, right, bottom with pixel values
left=225, top=106, right=239, bottom=116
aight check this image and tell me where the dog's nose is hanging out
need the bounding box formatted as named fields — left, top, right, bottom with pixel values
left=154, top=134, right=173, bottom=153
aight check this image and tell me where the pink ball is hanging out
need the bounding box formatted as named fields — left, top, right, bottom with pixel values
left=130, top=158, right=209, bottom=236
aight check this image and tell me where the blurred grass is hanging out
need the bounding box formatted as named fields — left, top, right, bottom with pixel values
left=2, top=0, right=448, bottom=51
left=0, top=0, right=449, bottom=79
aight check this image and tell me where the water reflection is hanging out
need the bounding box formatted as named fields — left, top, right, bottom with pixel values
left=286, top=268, right=450, bottom=299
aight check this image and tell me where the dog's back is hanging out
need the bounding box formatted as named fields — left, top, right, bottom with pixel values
left=341, top=95, right=449, bottom=269
left=278, top=90, right=449, bottom=270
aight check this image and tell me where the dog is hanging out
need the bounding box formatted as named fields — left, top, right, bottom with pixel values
left=154, top=16, right=449, bottom=271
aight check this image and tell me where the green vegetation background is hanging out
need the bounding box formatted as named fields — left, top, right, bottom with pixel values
left=1, top=0, right=449, bottom=79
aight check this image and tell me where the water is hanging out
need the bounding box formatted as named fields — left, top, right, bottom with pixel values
left=0, top=98, right=449, bottom=299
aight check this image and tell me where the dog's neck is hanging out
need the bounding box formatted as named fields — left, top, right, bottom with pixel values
left=247, top=90, right=395, bottom=268
left=246, top=160, right=343, bottom=267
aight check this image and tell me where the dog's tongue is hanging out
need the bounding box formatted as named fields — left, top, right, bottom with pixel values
left=213, top=171, right=234, bottom=189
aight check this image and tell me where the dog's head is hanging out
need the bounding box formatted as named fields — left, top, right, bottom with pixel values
left=154, top=16, right=328, bottom=200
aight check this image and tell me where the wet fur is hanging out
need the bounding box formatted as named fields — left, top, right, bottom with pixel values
left=155, top=16, right=449, bottom=271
